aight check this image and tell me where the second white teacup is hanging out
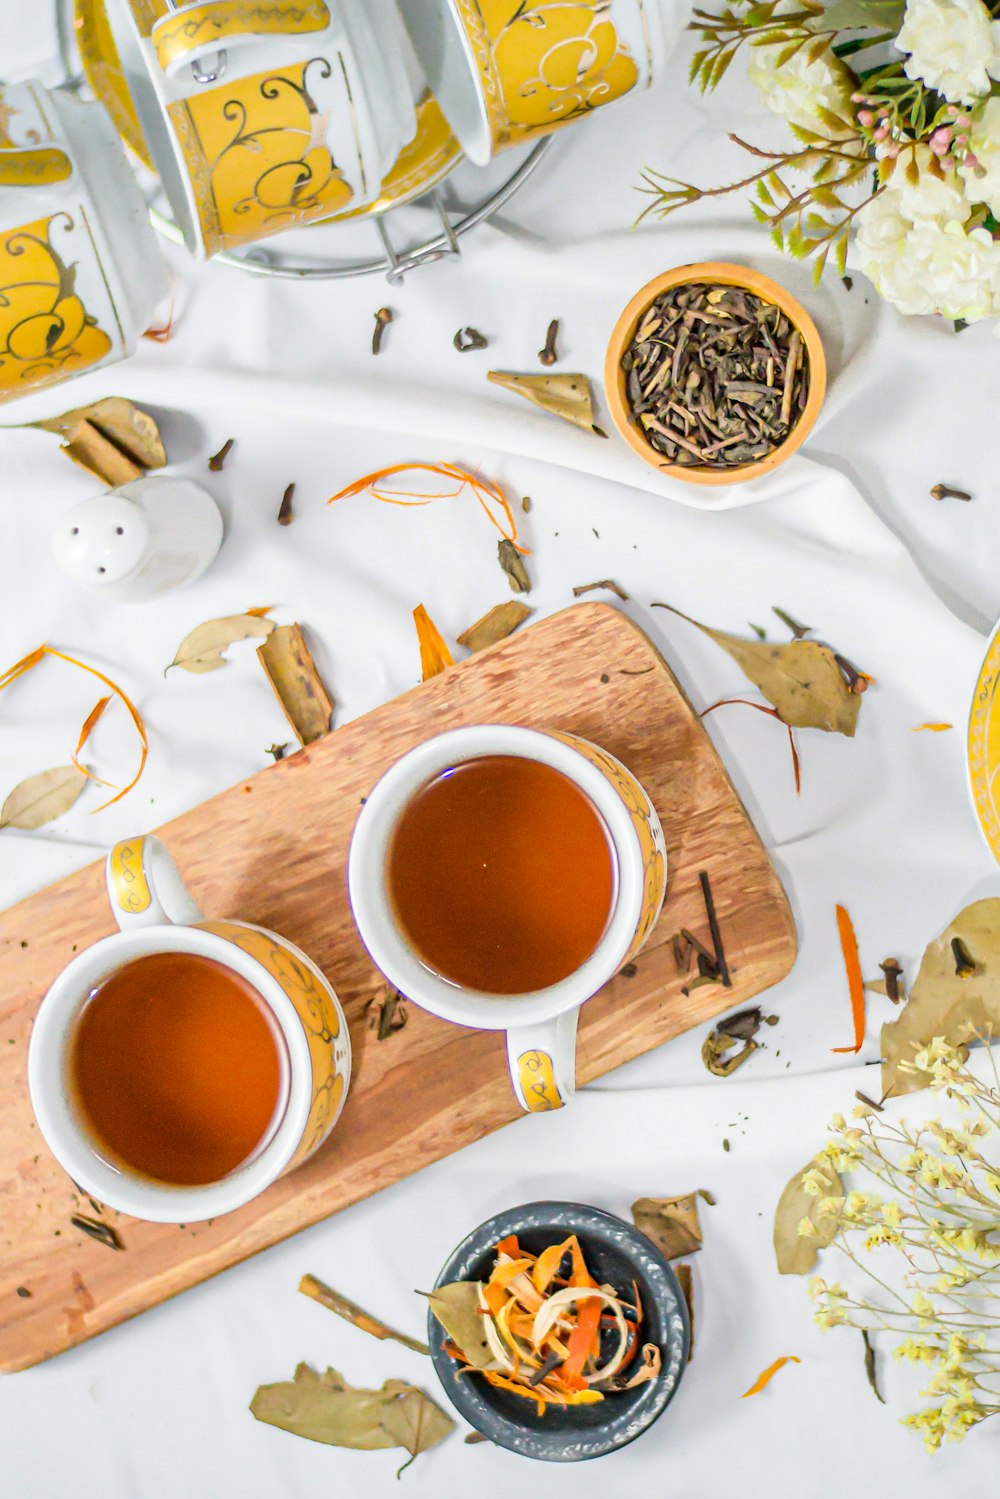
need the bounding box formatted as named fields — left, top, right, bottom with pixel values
left=349, top=724, right=667, bottom=1114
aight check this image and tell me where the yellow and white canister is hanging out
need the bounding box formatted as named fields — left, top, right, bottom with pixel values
left=0, top=79, right=167, bottom=404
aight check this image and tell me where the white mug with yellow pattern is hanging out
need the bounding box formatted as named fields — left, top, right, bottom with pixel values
left=105, top=0, right=418, bottom=257
left=27, top=835, right=351, bottom=1224
left=349, top=725, right=666, bottom=1114
left=0, top=79, right=167, bottom=404
left=398, top=0, right=674, bottom=165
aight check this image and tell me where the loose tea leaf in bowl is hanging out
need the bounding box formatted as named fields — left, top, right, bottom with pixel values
left=620, top=282, right=810, bottom=472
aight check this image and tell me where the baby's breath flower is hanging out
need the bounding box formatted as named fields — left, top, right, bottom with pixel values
left=829, top=1112, right=847, bottom=1132
left=801, top=1167, right=832, bottom=1196
left=881, top=1200, right=903, bottom=1228
left=797, top=1215, right=818, bottom=1237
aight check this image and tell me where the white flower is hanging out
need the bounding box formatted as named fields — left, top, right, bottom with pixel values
left=855, top=180, right=1000, bottom=321
left=961, top=96, right=1000, bottom=215
left=897, top=0, right=1000, bottom=104
left=894, top=147, right=969, bottom=221
left=746, top=41, right=855, bottom=135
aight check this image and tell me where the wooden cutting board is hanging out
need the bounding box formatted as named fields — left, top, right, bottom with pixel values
left=0, top=603, right=795, bottom=1372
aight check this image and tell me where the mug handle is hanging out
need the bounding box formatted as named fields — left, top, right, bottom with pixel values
left=0, top=146, right=72, bottom=188
left=106, top=835, right=204, bottom=931
left=505, top=1011, right=578, bottom=1113
left=151, top=0, right=332, bottom=77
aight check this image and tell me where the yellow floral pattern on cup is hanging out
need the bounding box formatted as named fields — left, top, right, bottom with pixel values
left=0, top=212, right=113, bottom=401
left=517, top=1048, right=564, bottom=1111
left=166, top=56, right=354, bottom=255
left=968, top=630, right=1000, bottom=866
left=198, top=919, right=350, bottom=1167
left=455, top=0, right=640, bottom=151
left=546, top=730, right=666, bottom=962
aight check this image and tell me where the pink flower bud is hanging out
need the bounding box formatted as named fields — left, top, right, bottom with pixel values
left=941, top=155, right=956, bottom=171
left=956, top=134, right=969, bottom=147
left=873, top=125, right=888, bottom=141
left=857, top=109, right=873, bottom=127
left=957, top=115, right=972, bottom=128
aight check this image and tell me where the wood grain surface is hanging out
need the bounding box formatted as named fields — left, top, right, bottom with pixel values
left=0, top=603, right=796, bottom=1372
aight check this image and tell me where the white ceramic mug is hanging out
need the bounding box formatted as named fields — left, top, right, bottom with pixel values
left=28, top=834, right=351, bottom=1223
left=348, top=724, right=666, bottom=1113
left=105, top=0, right=417, bottom=256
left=0, top=79, right=167, bottom=403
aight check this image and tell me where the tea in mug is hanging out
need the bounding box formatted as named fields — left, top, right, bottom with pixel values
left=68, top=952, right=284, bottom=1186
left=386, top=755, right=614, bottom=993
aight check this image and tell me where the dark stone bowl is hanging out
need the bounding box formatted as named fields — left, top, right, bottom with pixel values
left=428, top=1200, right=690, bottom=1462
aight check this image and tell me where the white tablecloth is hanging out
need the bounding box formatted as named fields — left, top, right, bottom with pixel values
left=1, top=9, right=998, bottom=1494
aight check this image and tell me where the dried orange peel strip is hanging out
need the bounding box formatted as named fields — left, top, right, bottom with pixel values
left=413, top=604, right=454, bottom=681
left=740, top=1355, right=801, bottom=1397
left=0, top=644, right=147, bottom=811
left=831, top=903, right=866, bottom=1054
left=328, top=462, right=529, bottom=554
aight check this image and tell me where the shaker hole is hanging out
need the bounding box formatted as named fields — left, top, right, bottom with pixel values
left=115, top=526, right=124, bottom=536
left=70, top=527, right=79, bottom=535
left=97, top=566, right=106, bottom=575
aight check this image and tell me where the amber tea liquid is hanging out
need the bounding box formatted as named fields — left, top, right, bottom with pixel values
left=386, top=754, right=615, bottom=993
left=68, top=952, right=285, bottom=1187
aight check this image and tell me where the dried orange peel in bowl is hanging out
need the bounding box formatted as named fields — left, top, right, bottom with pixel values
left=431, top=1234, right=663, bottom=1417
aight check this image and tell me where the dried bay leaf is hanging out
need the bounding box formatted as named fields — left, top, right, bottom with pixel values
left=0, top=765, right=87, bottom=830
left=257, top=624, right=333, bottom=746
left=424, top=1281, right=494, bottom=1369
left=457, top=601, right=531, bottom=652
left=250, top=1364, right=453, bottom=1467
left=632, top=1194, right=703, bottom=1260
left=498, top=538, right=531, bottom=594
left=487, top=370, right=605, bottom=435
left=167, top=610, right=274, bottom=674
left=653, top=604, right=861, bottom=736
left=380, top=1383, right=455, bottom=1475
left=773, top=1157, right=842, bottom=1275
left=881, top=898, right=1000, bottom=1097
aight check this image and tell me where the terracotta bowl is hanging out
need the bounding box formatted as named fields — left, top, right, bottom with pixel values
left=604, top=261, right=827, bottom=487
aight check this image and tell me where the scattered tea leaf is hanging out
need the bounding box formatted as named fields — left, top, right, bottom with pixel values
left=250, top=1364, right=452, bottom=1467
left=952, top=935, right=977, bottom=978
left=424, top=1281, right=493, bottom=1369
left=365, top=984, right=407, bottom=1039
left=702, top=1030, right=758, bottom=1077
left=257, top=624, right=333, bottom=746
left=912, top=722, right=952, bottom=732
left=861, top=1329, right=884, bottom=1403
left=879, top=957, right=904, bottom=1005
left=700, top=870, right=731, bottom=987
left=772, top=607, right=811, bottom=639
left=0, top=765, right=87, bottom=831
left=697, top=1188, right=716, bottom=1206
left=632, top=1194, right=702, bottom=1260
left=456, top=601, right=531, bottom=653
left=674, top=1263, right=694, bottom=1360
left=266, top=742, right=289, bottom=761
left=854, top=1089, right=883, bottom=1114
left=571, top=579, right=629, bottom=601
left=15, top=1286, right=30, bottom=1298
left=522, top=495, right=531, bottom=512
left=881, top=899, right=1000, bottom=1096
left=487, top=370, right=604, bottom=436
left=413, top=605, right=454, bottom=681
left=831, top=905, right=866, bottom=1054
left=167, top=610, right=274, bottom=674
left=464, top=1432, right=489, bottom=1445
left=299, top=1275, right=428, bottom=1355
left=454, top=327, right=488, bottom=353
left=715, top=1007, right=764, bottom=1042
left=773, top=1158, right=842, bottom=1275
left=70, top=1214, right=124, bottom=1251
left=654, top=604, right=860, bottom=736
left=749, top=623, right=767, bottom=640
left=31, top=396, right=166, bottom=482
left=208, top=437, right=234, bottom=471
left=277, top=482, right=295, bottom=526
left=741, top=1355, right=800, bottom=1397
left=498, top=538, right=531, bottom=594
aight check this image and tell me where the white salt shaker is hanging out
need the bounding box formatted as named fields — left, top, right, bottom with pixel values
left=51, top=476, right=223, bottom=603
